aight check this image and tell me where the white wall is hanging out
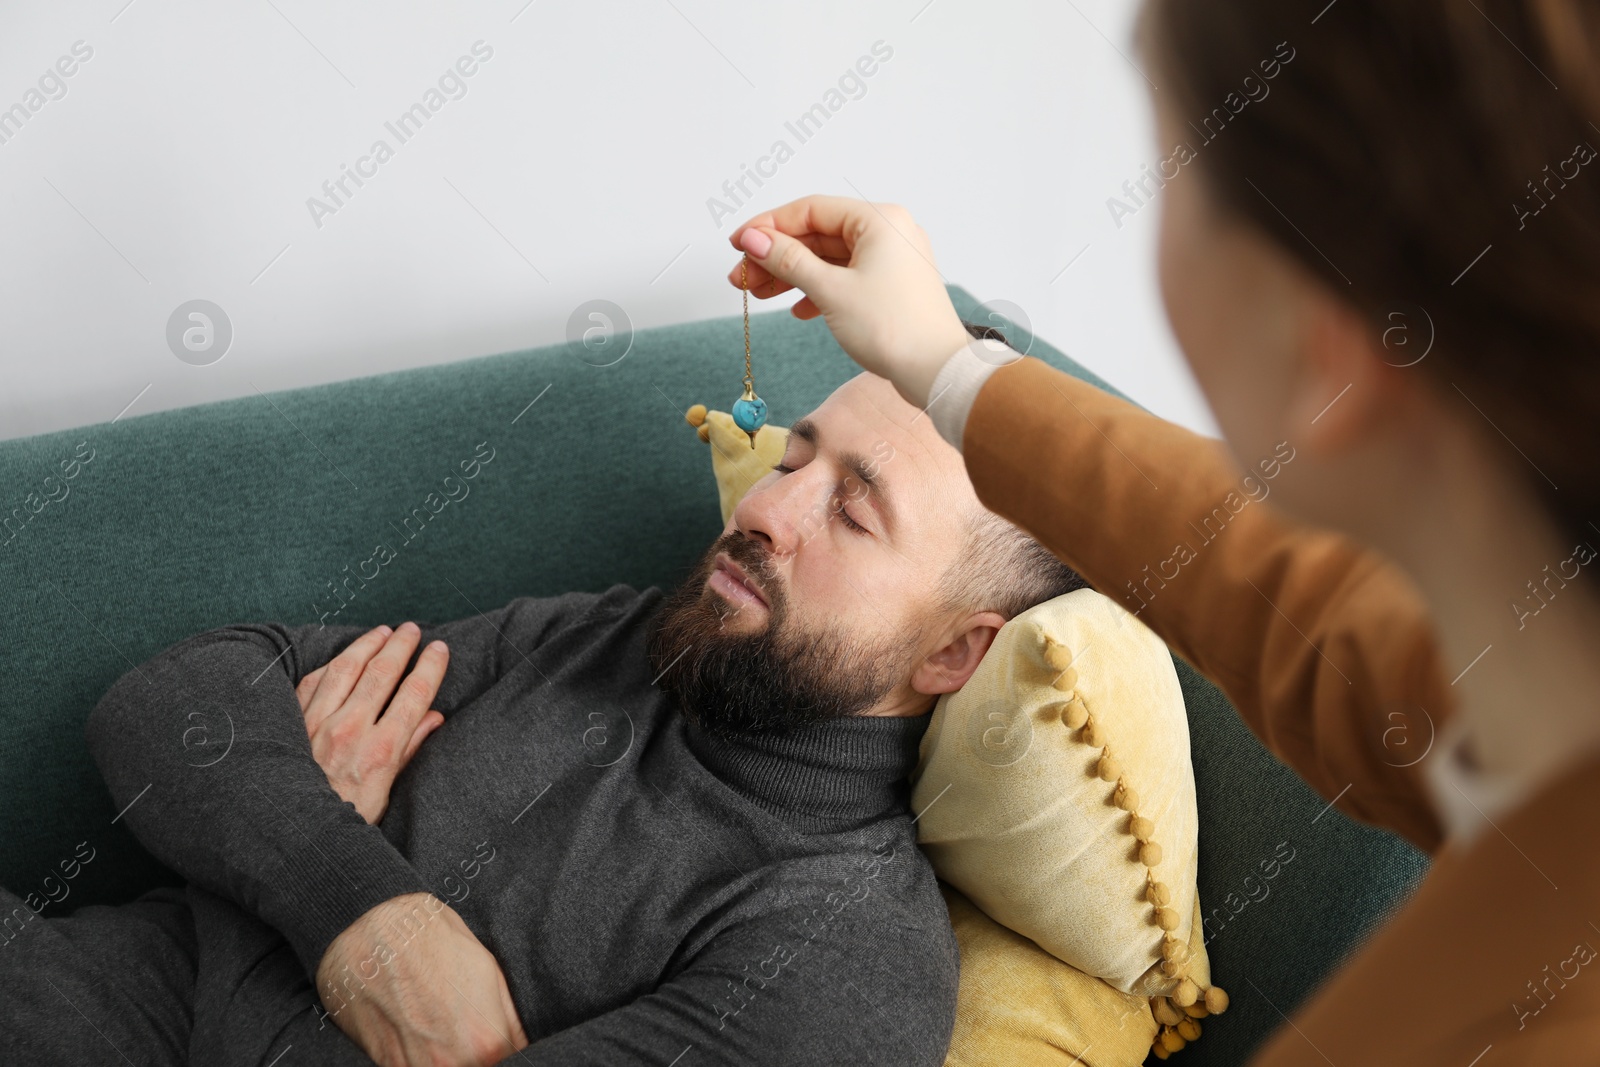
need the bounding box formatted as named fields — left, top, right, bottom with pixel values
left=0, top=0, right=1220, bottom=442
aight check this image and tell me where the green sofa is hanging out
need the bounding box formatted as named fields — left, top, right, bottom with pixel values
left=0, top=285, right=1427, bottom=1064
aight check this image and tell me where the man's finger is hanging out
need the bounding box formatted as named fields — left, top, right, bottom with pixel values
left=296, top=666, right=326, bottom=714
left=399, top=710, right=444, bottom=767
left=304, top=625, right=391, bottom=732
left=343, top=623, right=424, bottom=726
left=499, top=974, right=530, bottom=1051
left=374, top=640, right=448, bottom=753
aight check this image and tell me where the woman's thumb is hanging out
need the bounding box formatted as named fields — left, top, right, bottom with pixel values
left=739, top=226, right=836, bottom=304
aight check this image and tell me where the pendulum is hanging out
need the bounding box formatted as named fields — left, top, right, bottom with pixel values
left=731, top=255, right=768, bottom=449
left=731, top=256, right=767, bottom=449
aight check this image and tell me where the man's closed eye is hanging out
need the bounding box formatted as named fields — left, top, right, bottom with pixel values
left=769, top=462, right=870, bottom=534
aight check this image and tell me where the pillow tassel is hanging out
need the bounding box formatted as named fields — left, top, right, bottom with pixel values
left=1041, top=628, right=1231, bottom=1060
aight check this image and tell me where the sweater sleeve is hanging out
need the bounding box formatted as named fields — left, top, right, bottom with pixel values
left=512, top=879, right=958, bottom=1066
left=960, top=353, right=1455, bottom=854
left=85, top=589, right=615, bottom=978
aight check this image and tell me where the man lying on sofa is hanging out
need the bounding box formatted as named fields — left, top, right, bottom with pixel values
left=0, top=359, right=1086, bottom=1066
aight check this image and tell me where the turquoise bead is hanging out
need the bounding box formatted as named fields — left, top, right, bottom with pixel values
left=731, top=396, right=768, bottom=433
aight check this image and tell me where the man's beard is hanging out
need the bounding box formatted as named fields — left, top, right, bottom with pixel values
left=645, top=532, right=919, bottom=738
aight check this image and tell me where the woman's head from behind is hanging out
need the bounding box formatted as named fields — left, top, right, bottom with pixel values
left=1138, top=0, right=1600, bottom=561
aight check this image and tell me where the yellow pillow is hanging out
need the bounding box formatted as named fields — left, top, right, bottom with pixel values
left=911, top=587, right=1228, bottom=1057
left=683, top=404, right=788, bottom=525
left=939, top=879, right=1158, bottom=1066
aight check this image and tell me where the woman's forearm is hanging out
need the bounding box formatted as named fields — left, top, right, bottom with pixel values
left=949, top=347, right=1453, bottom=854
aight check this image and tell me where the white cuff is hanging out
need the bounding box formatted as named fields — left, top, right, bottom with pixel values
left=926, top=336, right=1023, bottom=453
left=1422, top=711, right=1557, bottom=848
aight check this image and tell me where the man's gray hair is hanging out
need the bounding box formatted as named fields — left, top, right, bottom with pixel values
left=933, top=507, right=1088, bottom=623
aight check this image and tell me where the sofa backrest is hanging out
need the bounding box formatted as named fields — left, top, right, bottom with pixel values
left=0, top=286, right=1426, bottom=1064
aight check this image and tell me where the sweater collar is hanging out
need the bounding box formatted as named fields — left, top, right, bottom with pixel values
left=683, top=711, right=932, bottom=832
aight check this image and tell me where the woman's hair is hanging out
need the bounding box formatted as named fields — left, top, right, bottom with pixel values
left=1140, top=0, right=1600, bottom=552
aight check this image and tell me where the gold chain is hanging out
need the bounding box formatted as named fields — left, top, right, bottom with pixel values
left=742, top=256, right=753, bottom=391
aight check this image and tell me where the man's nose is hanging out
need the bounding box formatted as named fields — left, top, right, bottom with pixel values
left=732, top=467, right=821, bottom=558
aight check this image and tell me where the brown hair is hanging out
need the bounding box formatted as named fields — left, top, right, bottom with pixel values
left=1140, top=0, right=1600, bottom=551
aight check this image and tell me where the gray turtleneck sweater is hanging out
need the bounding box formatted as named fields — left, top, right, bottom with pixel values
left=85, top=583, right=959, bottom=1065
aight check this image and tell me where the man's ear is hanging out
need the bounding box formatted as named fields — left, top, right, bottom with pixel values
left=910, top=610, right=1008, bottom=696
left=1284, top=291, right=1417, bottom=456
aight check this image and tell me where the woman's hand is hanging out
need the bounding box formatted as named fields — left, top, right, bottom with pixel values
left=727, top=194, right=973, bottom=410
left=295, top=622, right=447, bottom=825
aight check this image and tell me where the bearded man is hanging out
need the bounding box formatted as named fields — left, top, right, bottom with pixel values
left=1, top=362, right=1082, bottom=1067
